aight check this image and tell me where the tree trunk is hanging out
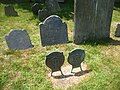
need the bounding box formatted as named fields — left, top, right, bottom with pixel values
left=74, top=0, right=115, bottom=44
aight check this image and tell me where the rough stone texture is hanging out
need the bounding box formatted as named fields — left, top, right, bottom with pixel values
left=38, top=8, right=51, bottom=21
left=34, top=0, right=45, bottom=3
left=56, top=0, right=64, bottom=3
left=31, top=3, right=40, bottom=15
left=5, top=30, right=33, bottom=50
left=40, top=15, right=68, bottom=46
left=4, top=5, right=18, bottom=16
left=115, top=24, right=120, bottom=37
left=46, top=52, right=65, bottom=76
left=45, top=0, right=61, bottom=13
left=68, top=49, right=85, bottom=73
left=74, top=0, right=115, bottom=44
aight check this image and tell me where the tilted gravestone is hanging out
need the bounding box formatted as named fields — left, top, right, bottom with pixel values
left=74, top=0, right=115, bottom=44
left=39, top=15, right=68, bottom=46
left=5, top=30, right=33, bottom=50
left=46, top=52, right=65, bottom=76
left=31, top=3, right=40, bottom=15
left=115, top=24, right=120, bottom=37
left=38, top=8, right=51, bottom=21
left=45, top=0, right=61, bottom=13
left=68, top=49, right=85, bottom=73
left=4, top=5, right=18, bottom=16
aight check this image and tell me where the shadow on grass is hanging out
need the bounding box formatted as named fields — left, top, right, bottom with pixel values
left=72, top=38, right=120, bottom=46
left=52, top=69, right=92, bottom=79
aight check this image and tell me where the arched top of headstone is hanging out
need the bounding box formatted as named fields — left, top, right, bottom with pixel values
left=6, top=29, right=26, bottom=37
left=5, top=29, right=33, bottom=50
left=42, top=15, right=63, bottom=26
left=46, top=52, right=65, bottom=72
left=68, top=49, right=85, bottom=68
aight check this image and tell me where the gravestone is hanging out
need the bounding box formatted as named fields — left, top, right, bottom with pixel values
left=31, top=3, right=40, bottom=15
left=68, top=49, right=85, bottom=73
left=46, top=52, right=65, bottom=76
left=5, top=30, right=33, bottom=50
left=39, top=15, right=68, bottom=46
left=115, top=24, right=120, bottom=37
left=4, top=5, right=18, bottom=16
left=56, top=0, right=64, bottom=3
left=35, top=0, right=45, bottom=3
left=74, top=0, right=115, bottom=44
left=45, top=0, right=61, bottom=13
left=38, top=8, right=51, bottom=21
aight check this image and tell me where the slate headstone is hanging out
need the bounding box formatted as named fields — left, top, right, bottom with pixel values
left=38, top=8, right=51, bottom=21
left=115, top=24, right=120, bottom=37
left=5, top=30, right=33, bottom=50
left=35, top=0, right=45, bottom=3
left=39, top=15, right=68, bottom=46
left=45, top=0, right=61, bottom=13
left=4, top=5, right=18, bottom=16
left=46, top=52, right=64, bottom=76
left=31, top=3, right=40, bottom=15
left=56, top=0, right=64, bottom=3
left=68, top=49, right=85, bottom=73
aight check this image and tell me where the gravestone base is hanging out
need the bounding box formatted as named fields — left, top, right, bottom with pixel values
left=47, top=62, right=91, bottom=89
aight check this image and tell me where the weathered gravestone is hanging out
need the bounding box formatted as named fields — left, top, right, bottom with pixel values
left=46, top=52, right=65, bottom=76
left=34, top=0, right=45, bottom=3
left=5, top=30, right=33, bottom=50
left=115, top=24, right=120, bottom=37
left=38, top=8, right=51, bottom=21
left=56, top=0, right=64, bottom=3
left=68, top=49, right=85, bottom=73
left=4, top=5, right=18, bottom=16
left=74, top=0, right=115, bottom=44
left=31, top=3, right=40, bottom=15
left=45, top=0, right=61, bottom=13
left=39, top=15, right=68, bottom=46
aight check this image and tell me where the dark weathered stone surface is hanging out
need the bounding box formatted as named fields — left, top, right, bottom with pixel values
left=5, top=30, right=33, bottom=50
left=68, top=49, right=85, bottom=73
left=46, top=52, right=64, bottom=76
left=38, top=8, right=51, bottom=21
left=4, top=5, right=18, bottom=16
left=40, top=15, right=68, bottom=46
left=31, top=3, right=40, bottom=15
left=74, top=0, right=115, bottom=44
left=35, top=0, right=45, bottom=3
left=115, top=24, right=120, bottom=37
left=45, top=0, right=60, bottom=13
left=56, top=0, right=64, bottom=3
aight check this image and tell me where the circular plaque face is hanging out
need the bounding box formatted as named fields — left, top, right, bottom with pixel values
left=46, top=52, right=65, bottom=72
left=68, top=49, right=85, bottom=68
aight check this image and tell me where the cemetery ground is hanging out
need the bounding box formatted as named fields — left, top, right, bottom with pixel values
left=0, top=2, right=120, bottom=90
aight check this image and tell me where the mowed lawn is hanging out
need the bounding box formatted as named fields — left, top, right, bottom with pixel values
left=0, top=1, right=120, bottom=90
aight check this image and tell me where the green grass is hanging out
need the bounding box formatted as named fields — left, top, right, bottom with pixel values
left=0, top=1, right=120, bottom=90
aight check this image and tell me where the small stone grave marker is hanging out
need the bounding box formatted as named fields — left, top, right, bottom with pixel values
left=46, top=52, right=65, bottom=76
left=115, top=24, right=120, bottom=37
left=38, top=8, right=51, bottom=21
left=31, top=3, right=40, bottom=15
left=39, top=15, right=68, bottom=46
left=5, top=30, right=33, bottom=50
left=45, top=0, right=60, bottom=13
left=4, top=5, right=18, bottom=16
left=68, top=49, right=85, bottom=73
